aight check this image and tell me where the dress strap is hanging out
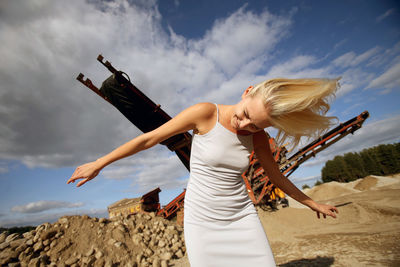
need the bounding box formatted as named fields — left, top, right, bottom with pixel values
left=214, top=103, right=219, bottom=122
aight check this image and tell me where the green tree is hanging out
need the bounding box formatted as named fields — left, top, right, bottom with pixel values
left=359, top=149, right=381, bottom=175
left=322, top=156, right=352, bottom=183
left=375, top=144, right=398, bottom=174
left=343, top=152, right=367, bottom=180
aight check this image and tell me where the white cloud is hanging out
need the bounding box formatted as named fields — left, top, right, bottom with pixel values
left=328, top=42, right=400, bottom=96
left=332, top=47, right=380, bottom=68
left=195, top=7, right=291, bottom=77
left=376, top=8, right=396, bottom=22
left=366, top=60, right=400, bottom=91
left=11, top=200, right=84, bottom=213
left=0, top=165, right=8, bottom=174
left=266, top=55, right=318, bottom=77
left=335, top=68, right=375, bottom=97
left=0, top=0, right=298, bottom=195
left=0, top=0, right=293, bottom=173
left=291, top=174, right=320, bottom=183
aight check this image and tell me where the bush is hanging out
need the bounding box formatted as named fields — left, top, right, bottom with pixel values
left=302, top=184, right=310, bottom=190
left=321, top=143, right=400, bottom=183
left=314, top=180, right=322, bottom=186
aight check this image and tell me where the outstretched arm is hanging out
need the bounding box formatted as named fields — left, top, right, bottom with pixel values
left=67, top=103, right=212, bottom=187
left=253, top=131, right=338, bottom=219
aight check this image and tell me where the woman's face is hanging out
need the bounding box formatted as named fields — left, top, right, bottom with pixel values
left=231, top=91, right=272, bottom=133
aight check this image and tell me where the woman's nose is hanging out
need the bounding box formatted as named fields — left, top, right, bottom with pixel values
left=239, top=118, right=251, bottom=129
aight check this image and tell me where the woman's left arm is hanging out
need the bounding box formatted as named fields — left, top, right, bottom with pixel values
left=253, top=131, right=338, bottom=219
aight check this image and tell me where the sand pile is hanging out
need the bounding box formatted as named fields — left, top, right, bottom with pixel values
left=353, top=175, right=378, bottom=191
left=0, top=212, right=186, bottom=267
left=260, top=174, right=400, bottom=266
left=304, top=181, right=359, bottom=201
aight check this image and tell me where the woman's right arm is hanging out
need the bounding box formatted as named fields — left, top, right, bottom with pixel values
left=67, top=103, right=213, bottom=187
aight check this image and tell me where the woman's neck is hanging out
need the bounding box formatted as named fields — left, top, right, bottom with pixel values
left=218, top=104, right=252, bottom=136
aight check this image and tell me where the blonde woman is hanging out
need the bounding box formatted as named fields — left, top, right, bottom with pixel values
left=68, top=78, right=339, bottom=266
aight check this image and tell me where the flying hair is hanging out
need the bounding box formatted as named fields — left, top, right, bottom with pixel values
left=248, top=77, right=341, bottom=149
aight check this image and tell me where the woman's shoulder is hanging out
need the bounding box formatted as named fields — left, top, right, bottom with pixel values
left=186, top=102, right=218, bottom=134
left=189, top=102, right=217, bottom=119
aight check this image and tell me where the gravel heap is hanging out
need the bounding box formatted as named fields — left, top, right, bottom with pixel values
left=0, top=212, right=186, bottom=267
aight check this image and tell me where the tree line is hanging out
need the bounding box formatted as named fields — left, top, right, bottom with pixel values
left=321, top=143, right=400, bottom=183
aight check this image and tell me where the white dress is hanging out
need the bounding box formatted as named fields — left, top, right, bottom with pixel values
left=184, top=104, right=276, bottom=267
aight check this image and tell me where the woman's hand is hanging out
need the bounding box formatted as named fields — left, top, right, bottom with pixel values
left=67, top=160, right=102, bottom=187
left=309, top=202, right=339, bottom=219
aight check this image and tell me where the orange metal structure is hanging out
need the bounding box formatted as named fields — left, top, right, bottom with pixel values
left=157, top=189, right=186, bottom=219
left=241, top=110, right=369, bottom=208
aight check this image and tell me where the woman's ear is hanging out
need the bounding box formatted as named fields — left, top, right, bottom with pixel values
left=241, top=86, right=254, bottom=99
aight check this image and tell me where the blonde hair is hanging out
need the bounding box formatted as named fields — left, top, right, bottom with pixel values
left=248, top=77, right=340, bottom=149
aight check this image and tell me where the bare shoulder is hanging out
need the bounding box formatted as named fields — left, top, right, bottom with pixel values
left=189, top=102, right=216, bottom=118
left=185, top=102, right=217, bottom=134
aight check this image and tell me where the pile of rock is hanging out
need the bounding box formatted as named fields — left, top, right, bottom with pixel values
left=0, top=212, right=186, bottom=266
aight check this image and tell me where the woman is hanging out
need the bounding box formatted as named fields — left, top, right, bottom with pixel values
left=67, top=78, right=339, bottom=266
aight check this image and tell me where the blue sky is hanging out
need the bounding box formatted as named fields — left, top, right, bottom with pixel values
left=0, top=0, right=399, bottom=227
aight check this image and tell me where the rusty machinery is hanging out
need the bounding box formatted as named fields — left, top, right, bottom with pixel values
left=77, top=55, right=369, bottom=217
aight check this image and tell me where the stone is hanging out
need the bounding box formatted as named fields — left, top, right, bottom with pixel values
left=5, top=233, right=20, bottom=243
left=112, top=228, right=125, bottom=241
left=85, top=246, right=95, bottom=257
left=41, top=230, right=57, bottom=241
left=33, top=241, right=44, bottom=252
left=82, top=255, right=95, bottom=265
left=107, top=238, right=116, bottom=246
left=0, top=248, right=19, bottom=265
left=24, top=246, right=33, bottom=254
left=28, top=258, right=40, bottom=267
left=114, top=241, right=123, bottom=248
left=95, top=250, right=104, bottom=260
left=26, top=239, right=34, bottom=246
left=160, top=260, right=168, bottom=267
left=38, top=254, right=50, bottom=264
left=145, top=248, right=153, bottom=256
left=175, top=249, right=184, bottom=258
left=136, top=253, right=143, bottom=264
left=55, top=232, right=63, bottom=239
left=65, top=257, right=78, bottom=265
left=152, top=257, right=161, bottom=267
left=15, top=243, right=28, bottom=254
left=0, top=241, right=10, bottom=250
left=160, top=252, right=172, bottom=261
left=0, top=232, right=7, bottom=243
left=58, top=217, right=69, bottom=224
left=50, top=240, right=57, bottom=249
left=22, top=231, right=33, bottom=239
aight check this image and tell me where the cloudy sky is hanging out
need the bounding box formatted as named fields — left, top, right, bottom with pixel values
left=0, top=0, right=399, bottom=227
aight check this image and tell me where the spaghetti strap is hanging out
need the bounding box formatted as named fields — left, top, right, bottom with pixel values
left=214, top=103, right=219, bottom=122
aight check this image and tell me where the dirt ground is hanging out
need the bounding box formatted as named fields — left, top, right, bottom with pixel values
left=2, top=174, right=399, bottom=266
left=173, top=174, right=400, bottom=267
